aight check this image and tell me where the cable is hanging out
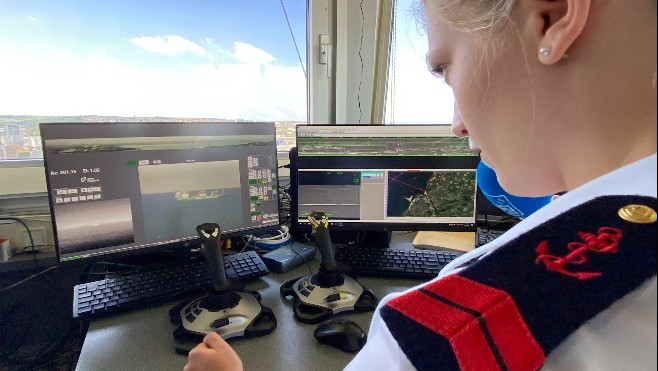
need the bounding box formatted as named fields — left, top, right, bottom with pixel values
left=0, top=217, right=36, bottom=254
left=278, top=184, right=292, bottom=224
left=240, top=234, right=256, bottom=253
left=240, top=225, right=291, bottom=253
left=0, top=214, right=51, bottom=222
left=289, top=241, right=313, bottom=275
left=249, top=225, right=290, bottom=242
left=278, top=0, right=307, bottom=79
left=0, top=216, right=41, bottom=270
left=0, top=266, right=58, bottom=293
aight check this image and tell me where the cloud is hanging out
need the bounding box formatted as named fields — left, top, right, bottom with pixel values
left=0, top=50, right=306, bottom=121
left=232, top=42, right=275, bottom=64
left=28, top=16, right=36, bottom=21
left=130, top=35, right=206, bottom=57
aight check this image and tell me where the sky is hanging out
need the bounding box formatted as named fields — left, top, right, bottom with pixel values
left=0, top=0, right=308, bottom=121
left=0, top=0, right=452, bottom=125
left=386, top=0, right=454, bottom=125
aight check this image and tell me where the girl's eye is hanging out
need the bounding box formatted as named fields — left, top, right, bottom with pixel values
left=429, top=64, right=448, bottom=81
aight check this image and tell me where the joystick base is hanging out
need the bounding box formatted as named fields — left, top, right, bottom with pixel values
left=280, top=274, right=378, bottom=324
left=170, top=290, right=277, bottom=354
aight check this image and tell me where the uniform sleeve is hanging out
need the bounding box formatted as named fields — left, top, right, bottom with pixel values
left=344, top=293, right=416, bottom=371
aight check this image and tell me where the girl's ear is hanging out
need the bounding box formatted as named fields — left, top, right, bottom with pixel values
left=520, top=0, right=591, bottom=65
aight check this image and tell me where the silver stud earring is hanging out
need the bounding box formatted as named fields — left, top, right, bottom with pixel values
left=539, top=47, right=551, bottom=57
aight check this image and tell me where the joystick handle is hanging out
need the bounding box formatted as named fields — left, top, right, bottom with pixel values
left=196, top=223, right=230, bottom=292
left=307, top=211, right=336, bottom=271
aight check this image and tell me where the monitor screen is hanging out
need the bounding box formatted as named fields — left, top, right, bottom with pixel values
left=476, top=187, right=515, bottom=218
left=40, top=122, right=280, bottom=262
left=291, top=125, right=479, bottom=233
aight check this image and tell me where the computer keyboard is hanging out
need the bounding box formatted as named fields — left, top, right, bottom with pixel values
left=73, top=251, right=268, bottom=318
left=476, top=228, right=507, bottom=247
left=334, top=245, right=459, bottom=280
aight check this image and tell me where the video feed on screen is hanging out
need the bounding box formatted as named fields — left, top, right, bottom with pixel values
left=294, top=125, right=479, bottom=231
left=41, top=122, right=280, bottom=262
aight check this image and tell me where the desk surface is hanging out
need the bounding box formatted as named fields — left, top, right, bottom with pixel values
left=76, top=237, right=424, bottom=371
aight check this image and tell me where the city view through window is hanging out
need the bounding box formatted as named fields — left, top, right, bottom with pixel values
left=0, top=117, right=301, bottom=159
left=0, top=1, right=306, bottom=160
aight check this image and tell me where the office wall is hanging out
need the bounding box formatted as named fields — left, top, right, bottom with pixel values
left=0, top=160, right=52, bottom=254
left=0, top=160, right=47, bottom=196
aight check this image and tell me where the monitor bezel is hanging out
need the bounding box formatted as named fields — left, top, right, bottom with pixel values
left=40, top=121, right=282, bottom=265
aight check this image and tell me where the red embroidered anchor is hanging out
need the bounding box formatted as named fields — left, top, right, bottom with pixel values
left=535, top=227, right=623, bottom=280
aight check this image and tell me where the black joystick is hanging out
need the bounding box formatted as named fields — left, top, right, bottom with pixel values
left=193, top=223, right=243, bottom=311
left=280, top=211, right=378, bottom=324
left=196, top=223, right=238, bottom=293
left=306, top=211, right=336, bottom=270
left=306, top=211, right=343, bottom=288
left=170, top=223, right=276, bottom=353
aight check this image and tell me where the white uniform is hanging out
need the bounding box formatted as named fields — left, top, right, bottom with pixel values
left=346, top=154, right=657, bottom=371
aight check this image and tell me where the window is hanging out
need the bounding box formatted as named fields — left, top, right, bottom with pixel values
left=385, top=0, right=453, bottom=125
left=0, top=1, right=307, bottom=160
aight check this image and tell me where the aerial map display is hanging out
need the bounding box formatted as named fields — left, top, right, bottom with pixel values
left=387, top=170, right=476, bottom=218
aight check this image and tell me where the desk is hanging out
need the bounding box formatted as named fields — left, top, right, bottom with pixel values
left=76, top=238, right=423, bottom=370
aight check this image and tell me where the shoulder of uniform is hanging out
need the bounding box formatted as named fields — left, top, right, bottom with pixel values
left=380, top=195, right=657, bottom=371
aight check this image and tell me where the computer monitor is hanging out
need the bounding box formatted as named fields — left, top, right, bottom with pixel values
left=40, top=122, right=280, bottom=263
left=290, top=125, right=479, bottom=243
left=476, top=187, right=512, bottom=218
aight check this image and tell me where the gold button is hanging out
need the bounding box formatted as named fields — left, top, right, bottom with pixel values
left=618, top=205, right=657, bottom=224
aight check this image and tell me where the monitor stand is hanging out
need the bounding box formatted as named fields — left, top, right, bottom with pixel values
left=280, top=212, right=378, bottom=324
left=326, top=229, right=392, bottom=248
left=359, top=229, right=392, bottom=248
left=170, top=223, right=276, bottom=354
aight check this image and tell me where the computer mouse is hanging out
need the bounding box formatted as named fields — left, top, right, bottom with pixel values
left=313, top=318, right=367, bottom=353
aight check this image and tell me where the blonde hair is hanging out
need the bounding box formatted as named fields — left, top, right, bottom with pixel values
left=416, top=0, right=517, bottom=32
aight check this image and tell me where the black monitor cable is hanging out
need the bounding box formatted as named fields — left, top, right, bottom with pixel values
left=278, top=184, right=292, bottom=224
left=0, top=217, right=61, bottom=295
left=0, top=216, right=36, bottom=254
left=290, top=239, right=314, bottom=275
left=0, top=265, right=58, bottom=294
left=0, top=217, right=53, bottom=285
